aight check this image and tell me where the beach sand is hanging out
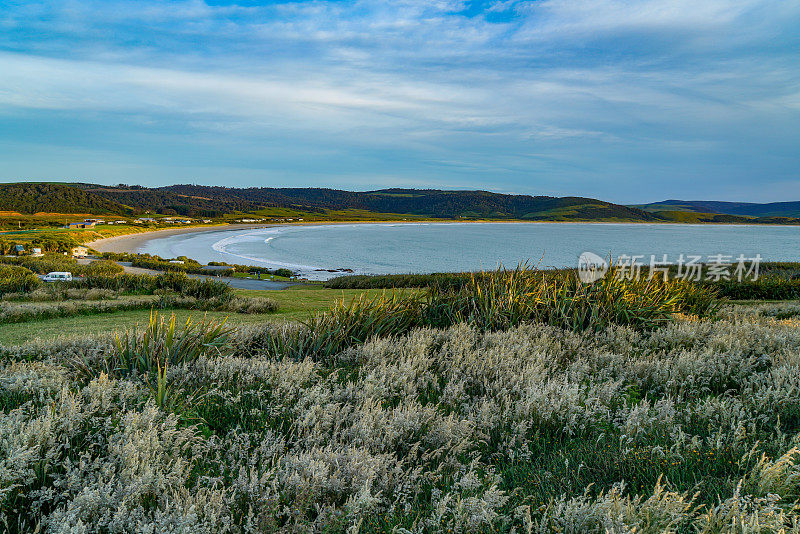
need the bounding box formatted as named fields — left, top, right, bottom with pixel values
left=89, top=224, right=274, bottom=254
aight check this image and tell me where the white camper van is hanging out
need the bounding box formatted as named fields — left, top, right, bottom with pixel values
left=43, top=272, right=73, bottom=282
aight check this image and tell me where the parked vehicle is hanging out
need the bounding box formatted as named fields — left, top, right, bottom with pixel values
left=43, top=271, right=73, bottom=282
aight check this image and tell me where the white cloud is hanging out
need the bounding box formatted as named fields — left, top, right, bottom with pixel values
left=0, top=0, right=798, bottom=199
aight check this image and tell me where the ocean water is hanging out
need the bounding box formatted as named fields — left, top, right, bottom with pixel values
left=135, top=222, right=799, bottom=280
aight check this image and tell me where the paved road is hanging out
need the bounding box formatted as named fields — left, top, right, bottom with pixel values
left=76, top=259, right=297, bottom=290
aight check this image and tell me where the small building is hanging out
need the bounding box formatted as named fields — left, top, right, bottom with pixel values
left=31, top=247, right=43, bottom=257
left=14, top=245, right=25, bottom=254
left=84, top=219, right=105, bottom=224
left=169, top=260, right=185, bottom=265
left=136, top=217, right=157, bottom=223
left=71, top=246, right=89, bottom=258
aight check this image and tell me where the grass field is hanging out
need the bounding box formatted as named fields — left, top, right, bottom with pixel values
left=0, top=287, right=402, bottom=344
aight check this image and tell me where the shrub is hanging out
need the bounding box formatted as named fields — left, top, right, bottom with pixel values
left=179, top=277, right=231, bottom=299
left=707, top=277, right=800, bottom=300
left=261, top=292, right=419, bottom=362
left=0, top=297, right=157, bottom=324
left=69, top=312, right=234, bottom=411
left=222, top=296, right=279, bottom=314
left=82, top=259, right=124, bottom=276
left=325, top=272, right=469, bottom=289
left=156, top=295, right=278, bottom=314
left=0, top=265, right=40, bottom=295
left=0, top=253, right=78, bottom=275
left=71, top=272, right=233, bottom=298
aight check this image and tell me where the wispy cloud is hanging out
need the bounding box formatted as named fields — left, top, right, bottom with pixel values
left=0, top=0, right=798, bottom=202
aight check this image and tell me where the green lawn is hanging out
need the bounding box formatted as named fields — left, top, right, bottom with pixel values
left=237, top=286, right=417, bottom=321
left=0, top=287, right=413, bottom=345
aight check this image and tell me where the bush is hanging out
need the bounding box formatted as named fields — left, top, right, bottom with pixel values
left=70, top=272, right=233, bottom=299
left=74, top=312, right=233, bottom=410
left=707, top=277, right=800, bottom=300
left=325, top=272, right=469, bottom=289
left=208, top=261, right=294, bottom=278
left=179, top=277, right=231, bottom=299
left=156, top=295, right=278, bottom=314
left=2, top=287, right=117, bottom=302
left=422, top=267, right=718, bottom=332
left=0, top=265, right=40, bottom=295
left=82, top=259, right=124, bottom=276
left=222, top=296, right=279, bottom=314
left=0, top=297, right=157, bottom=324
left=0, top=253, right=78, bottom=275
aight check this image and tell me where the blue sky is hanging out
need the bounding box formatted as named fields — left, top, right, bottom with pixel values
left=0, top=0, right=798, bottom=203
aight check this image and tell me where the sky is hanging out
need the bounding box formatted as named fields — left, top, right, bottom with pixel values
left=0, top=0, right=798, bottom=203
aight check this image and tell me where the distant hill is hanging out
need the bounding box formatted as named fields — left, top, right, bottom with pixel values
left=636, top=200, right=800, bottom=218
left=3, top=182, right=798, bottom=224
left=0, top=183, right=129, bottom=214
left=70, top=183, right=658, bottom=221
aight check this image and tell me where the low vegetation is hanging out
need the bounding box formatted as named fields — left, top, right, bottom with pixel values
left=0, top=262, right=278, bottom=325
left=6, top=267, right=789, bottom=531
left=0, top=296, right=159, bottom=324
left=0, top=294, right=278, bottom=325
left=0, top=265, right=40, bottom=295
left=1, top=309, right=800, bottom=530
left=0, top=254, right=122, bottom=277
left=98, top=251, right=295, bottom=278
left=328, top=262, right=800, bottom=303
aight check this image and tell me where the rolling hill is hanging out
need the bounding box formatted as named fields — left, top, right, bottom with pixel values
left=2, top=182, right=799, bottom=224
left=635, top=200, right=800, bottom=218
left=71, top=183, right=658, bottom=221
left=0, top=183, right=129, bottom=215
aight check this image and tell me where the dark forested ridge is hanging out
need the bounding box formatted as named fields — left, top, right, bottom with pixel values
left=0, top=183, right=128, bottom=214
left=76, top=183, right=658, bottom=221
left=2, top=182, right=799, bottom=224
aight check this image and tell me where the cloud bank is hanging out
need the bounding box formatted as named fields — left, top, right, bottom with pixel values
left=0, top=0, right=798, bottom=202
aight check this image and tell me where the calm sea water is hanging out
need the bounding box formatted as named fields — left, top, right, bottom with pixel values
left=135, top=222, right=799, bottom=280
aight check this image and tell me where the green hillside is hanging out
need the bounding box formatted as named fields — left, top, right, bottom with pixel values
left=77, top=183, right=657, bottom=221
left=0, top=183, right=129, bottom=214
left=635, top=199, right=800, bottom=218
left=3, top=182, right=799, bottom=224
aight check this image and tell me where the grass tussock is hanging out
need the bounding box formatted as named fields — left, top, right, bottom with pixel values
left=259, top=267, right=717, bottom=363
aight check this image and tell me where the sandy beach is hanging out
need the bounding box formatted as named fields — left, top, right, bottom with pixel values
left=88, top=224, right=276, bottom=254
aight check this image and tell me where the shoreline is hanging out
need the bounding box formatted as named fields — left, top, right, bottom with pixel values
left=88, top=218, right=798, bottom=257
left=88, top=224, right=276, bottom=253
